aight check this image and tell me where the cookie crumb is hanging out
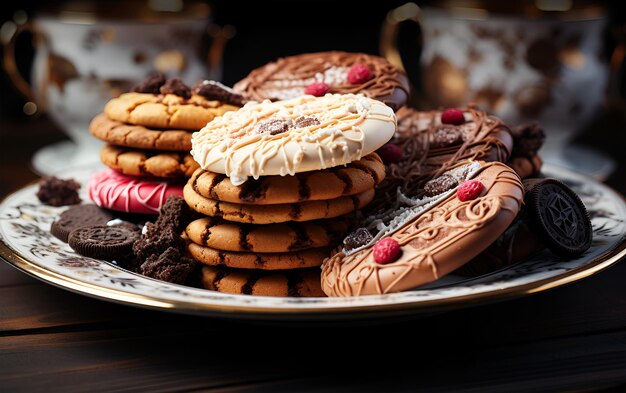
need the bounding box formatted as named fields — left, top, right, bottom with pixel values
left=193, top=80, right=247, bottom=106
left=160, top=77, right=192, bottom=99
left=131, top=71, right=166, bottom=94
left=295, top=116, right=320, bottom=128
left=37, top=176, right=81, bottom=206
left=140, top=247, right=197, bottom=285
left=432, top=125, right=465, bottom=148
left=343, top=227, right=373, bottom=252
left=424, top=174, right=459, bottom=197
left=254, top=118, right=294, bottom=135
left=511, top=122, right=545, bottom=158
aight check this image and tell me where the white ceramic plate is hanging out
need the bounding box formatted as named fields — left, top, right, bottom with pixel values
left=1, top=164, right=625, bottom=320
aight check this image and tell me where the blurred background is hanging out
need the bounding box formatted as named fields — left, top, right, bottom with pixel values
left=1, top=0, right=625, bottom=197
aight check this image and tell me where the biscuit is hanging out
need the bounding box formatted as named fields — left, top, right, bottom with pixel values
left=200, top=266, right=324, bottom=297
left=185, top=217, right=349, bottom=253
left=89, top=113, right=192, bottom=151
left=183, top=182, right=374, bottom=224
left=233, top=51, right=410, bottom=111
left=369, top=106, right=513, bottom=213
left=187, top=242, right=329, bottom=270
left=321, top=161, right=524, bottom=296
left=189, top=153, right=385, bottom=205
left=191, top=94, right=396, bottom=185
left=68, top=225, right=140, bottom=262
left=88, top=168, right=184, bottom=214
left=100, top=144, right=199, bottom=178
left=104, top=92, right=239, bottom=131
left=50, top=204, right=114, bottom=242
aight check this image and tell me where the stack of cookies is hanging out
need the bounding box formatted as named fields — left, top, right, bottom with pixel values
left=87, top=73, right=242, bottom=214
left=182, top=93, right=396, bottom=297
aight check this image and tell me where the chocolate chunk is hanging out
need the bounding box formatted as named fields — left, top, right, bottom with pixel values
left=432, top=125, right=464, bottom=148
left=160, top=77, right=192, bottom=99
left=139, top=247, right=196, bottom=285
left=37, top=176, right=81, bottom=207
left=510, top=122, right=546, bottom=158
left=295, top=116, right=320, bottom=128
left=343, top=227, right=373, bottom=252
left=524, top=178, right=592, bottom=258
left=51, top=204, right=113, bottom=242
left=424, top=174, right=459, bottom=197
left=68, top=225, right=140, bottom=262
left=131, top=71, right=166, bottom=94
left=154, top=196, right=193, bottom=233
left=254, top=118, right=294, bottom=135
left=193, top=80, right=247, bottom=106
left=133, top=224, right=186, bottom=263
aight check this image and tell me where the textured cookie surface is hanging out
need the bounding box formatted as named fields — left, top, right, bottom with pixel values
left=104, top=92, right=239, bottom=131
left=184, top=182, right=374, bottom=224
left=185, top=217, right=349, bottom=253
left=201, top=266, right=324, bottom=297
left=50, top=204, right=114, bottom=242
left=190, top=153, right=384, bottom=205
left=68, top=225, right=140, bottom=262
left=191, top=94, right=396, bottom=185
left=100, top=144, right=199, bottom=178
left=233, top=51, right=410, bottom=111
left=321, top=161, right=524, bottom=296
left=87, top=168, right=184, bottom=214
left=188, top=242, right=329, bottom=270
left=90, top=113, right=192, bottom=151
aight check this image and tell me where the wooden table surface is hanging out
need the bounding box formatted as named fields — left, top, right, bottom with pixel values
left=2, top=113, right=626, bottom=392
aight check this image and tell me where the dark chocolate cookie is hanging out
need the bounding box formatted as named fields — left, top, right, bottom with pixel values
left=68, top=225, right=140, bottom=261
left=139, top=247, right=197, bottom=285
left=37, top=176, right=81, bottom=206
left=524, top=178, right=592, bottom=258
left=50, top=204, right=114, bottom=242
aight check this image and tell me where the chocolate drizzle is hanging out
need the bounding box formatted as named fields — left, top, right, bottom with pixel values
left=233, top=51, right=410, bottom=110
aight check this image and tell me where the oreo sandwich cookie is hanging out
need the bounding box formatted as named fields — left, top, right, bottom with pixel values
left=524, top=178, right=592, bottom=258
left=51, top=204, right=114, bottom=242
left=68, top=225, right=140, bottom=261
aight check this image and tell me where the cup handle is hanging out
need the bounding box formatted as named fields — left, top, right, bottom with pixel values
left=2, top=21, right=38, bottom=111
left=379, top=2, right=422, bottom=73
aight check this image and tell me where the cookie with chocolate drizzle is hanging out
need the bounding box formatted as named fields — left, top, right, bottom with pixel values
left=233, top=51, right=411, bottom=111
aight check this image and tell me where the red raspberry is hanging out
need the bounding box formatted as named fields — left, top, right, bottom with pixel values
left=347, top=64, right=373, bottom=84
left=441, top=108, right=465, bottom=125
left=376, top=143, right=403, bottom=164
left=305, top=82, right=330, bottom=97
left=373, top=238, right=402, bottom=264
left=457, top=179, right=485, bottom=202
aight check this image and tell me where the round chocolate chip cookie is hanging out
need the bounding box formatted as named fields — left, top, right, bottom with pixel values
left=201, top=266, right=324, bottom=297
left=100, top=144, right=199, bottom=178
left=187, top=242, right=329, bottom=270
left=183, top=182, right=374, bottom=224
left=90, top=113, right=192, bottom=151
left=185, top=217, right=349, bottom=253
left=104, top=92, right=239, bottom=131
left=189, top=153, right=384, bottom=205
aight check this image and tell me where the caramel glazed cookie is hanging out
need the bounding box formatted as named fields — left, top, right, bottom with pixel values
left=233, top=51, right=411, bottom=111
left=105, top=76, right=243, bottom=131
left=321, top=161, right=524, bottom=296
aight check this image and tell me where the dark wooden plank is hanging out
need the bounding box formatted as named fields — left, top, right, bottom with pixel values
left=0, top=260, right=38, bottom=287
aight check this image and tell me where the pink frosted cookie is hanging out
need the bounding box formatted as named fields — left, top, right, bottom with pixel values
left=87, top=169, right=184, bottom=214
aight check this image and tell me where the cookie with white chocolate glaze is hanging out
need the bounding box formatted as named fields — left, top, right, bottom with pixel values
left=233, top=51, right=410, bottom=111
left=190, top=94, right=396, bottom=186
left=321, top=161, right=524, bottom=296
left=185, top=217, right=349, bottom=253
left=201, top=266, right=324, bottom=297
left=189, top=153, right=385, bottom=205
left=183, top=182, right=374, bottom=224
